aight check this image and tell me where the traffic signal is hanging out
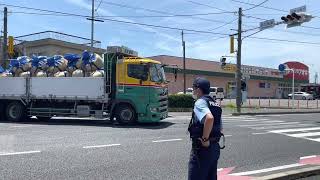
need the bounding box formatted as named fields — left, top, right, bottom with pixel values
left=241, top=80, right=247, bottom=91
left=220, top=57, right=226, bottom=67
left=281, top=12, right=312, bottom=28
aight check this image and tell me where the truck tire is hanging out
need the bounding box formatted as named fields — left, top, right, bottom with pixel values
left=115, top=104, right=137, bottom=125
left=5, top=101, right=26, bottom=122
left=0, top=102, right=5, bottom=121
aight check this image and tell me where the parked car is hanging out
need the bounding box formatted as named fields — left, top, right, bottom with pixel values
left=209, top=87, right=224, bottom=100
left=288, top=92, right=314, bottom=100
left=177, top=88, right=193, bottom=95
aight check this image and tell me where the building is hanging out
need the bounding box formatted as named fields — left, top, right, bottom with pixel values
left=11, top=31, right=106, bottom=58
left=149, top=55, right=309, bottom=98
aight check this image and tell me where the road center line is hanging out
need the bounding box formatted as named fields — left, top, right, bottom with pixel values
left=230, top=163, right=303, bottom=176
left=0, top=150, right=41, bottom=156
left=152, top=138, right=183, bottom=143
left=83, top=144, right=121, bottom=149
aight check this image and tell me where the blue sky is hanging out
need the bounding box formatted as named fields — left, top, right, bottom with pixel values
left=2, top=0, right=320, bottom=81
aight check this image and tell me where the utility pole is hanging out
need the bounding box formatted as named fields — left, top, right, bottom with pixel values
left=182, top=30, right=186, bottom=94
left=236, top=8, right=242, bottom=113
left=2, top=7, right=8, bottom=67
left=91, top=0, right=94, bottom=49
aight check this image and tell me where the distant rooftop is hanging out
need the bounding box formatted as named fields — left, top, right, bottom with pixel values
left=14, top=31, right=101, bottom=48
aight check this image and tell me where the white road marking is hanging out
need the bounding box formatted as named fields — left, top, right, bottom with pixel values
left=239, top=122, right=299, bottom=127
left=217, top=168, right=223, bottom=172
left=10, top=125, right=35, bottom=128
left=252, top=132, right=271, bottom=135
left=300, top=155, right=317, bottom=160
left=0, top=150, right=41, bottom=156
left=255, top=115, right=284, bottom=117
left=224, top=135, right=232, bottom=137
left=152, top=138, right=183, bottom=143
left=288, top=132, right=320, bottom=138
left=255, top=124, right=314, bottom=130
left=230, top=163, right=303, bottom=176
left=305, top=137, right=320, bottom=142
left=83, top=144, right=121, bottom=149
left=270, top=127, right=320, bottom=133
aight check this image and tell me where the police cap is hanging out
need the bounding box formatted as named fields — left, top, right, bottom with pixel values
left=193, top=77, right=210, bottom=95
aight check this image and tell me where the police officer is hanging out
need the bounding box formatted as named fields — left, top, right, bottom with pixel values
left=188, top=77, right=223, bottom=180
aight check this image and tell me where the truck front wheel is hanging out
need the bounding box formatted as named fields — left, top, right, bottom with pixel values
left=115, top=104, right=136, bottom=125
left=5, top=101, right=26, bottom=122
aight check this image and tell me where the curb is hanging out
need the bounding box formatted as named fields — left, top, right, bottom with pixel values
left=232, top=111, right=320, bottom=116
left=253, top=166, right=320, bottom=180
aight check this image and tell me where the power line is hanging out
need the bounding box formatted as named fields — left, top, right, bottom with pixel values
left=185, top=0, right=233, bottom=13
left=207, top=18, right=237, bottom=31
left=0, top=3, right=231, bottom=36
left=98, top=1, right=233, bottom=23
left=230, top=0, right=287, bottom=12
left=95, top=0, right=103, bottom=12
left=243, top=0, right=270, bottom=11
left=300, top=25, right=320, bottom=30
left=248, top=36, right=320, bottom=46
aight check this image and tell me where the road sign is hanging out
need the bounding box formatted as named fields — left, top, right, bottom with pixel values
left=290, top=5, right=306, bottom=14
left=222, top=64, right=237, bottom=72
left=259, top=19, right=275, bottom=30
left=278, top=64, right=286, bottom=72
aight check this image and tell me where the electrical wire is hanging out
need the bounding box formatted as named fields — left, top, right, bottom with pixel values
left=243, top=0, right=270, bottom=11
left=248, top=36, right=320, bottom=46
left=207, top=18, right=237, bottom=31
left=95, top=0, right=103, bottom=12
left=230, top=0, right=287, bottom=12
left=98, top=1, right=233, bottom=23
left=0, top=3, right=231, bottom=36
left=185, top=0, right=233, bottom=13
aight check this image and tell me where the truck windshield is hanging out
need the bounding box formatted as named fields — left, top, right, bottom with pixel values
left=150, top=64, right=166, bottom=83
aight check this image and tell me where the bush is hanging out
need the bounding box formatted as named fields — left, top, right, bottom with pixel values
left=168, top=94, right=194, bottom=108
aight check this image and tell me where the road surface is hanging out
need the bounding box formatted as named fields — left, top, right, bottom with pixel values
left=0, top=113, right=320, bottom=179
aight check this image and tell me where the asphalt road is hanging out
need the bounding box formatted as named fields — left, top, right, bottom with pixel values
left=0, top=113, right=320, bottom=180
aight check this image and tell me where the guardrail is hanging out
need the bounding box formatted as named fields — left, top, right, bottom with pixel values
left=221, top=98, right=320, bottom=109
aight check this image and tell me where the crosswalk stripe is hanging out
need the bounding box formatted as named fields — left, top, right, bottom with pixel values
left=229, top=163, right=303, bottom=176
left=255, top=124, right=314, bottom=130
left=307, top=138, right=320, bottom=142
left=270, top=127, right=320, bottom=133
left=288, top=132, right=320, bottom=138
left=239, top=122, right=299, bottom=127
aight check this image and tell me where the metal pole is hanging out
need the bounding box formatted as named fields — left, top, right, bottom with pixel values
left=182, top=30, right=186, bottom=94
left=292, top=69, right=295, bottom=108
left=91, top=0, right=94, bottom=48
left=2, top=7, right=8, bottom=66
left=236, top=8, right=242, bottom=113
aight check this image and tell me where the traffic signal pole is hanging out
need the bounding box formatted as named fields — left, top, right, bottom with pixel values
left=2, top=7, right=8, bottom=67
left=182, top=30, right=186, bottom=94
left=236, top=8, right=242, bottom=113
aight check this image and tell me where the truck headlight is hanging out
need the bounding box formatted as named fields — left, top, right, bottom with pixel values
left=150, top=107, right=159, bottom=113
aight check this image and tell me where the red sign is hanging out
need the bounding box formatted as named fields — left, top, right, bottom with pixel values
left=283, top=61, right=309, bottom=81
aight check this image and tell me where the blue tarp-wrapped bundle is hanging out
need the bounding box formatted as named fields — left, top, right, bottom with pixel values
left=31, top=56, right=48, bottom=77
left=18, top=56, right=32, bottom=72
left=81, top=50, right=104, bottom=72
left=46, top=55, right=68, bottom=75
left=64, top=54, right=81, bottom=71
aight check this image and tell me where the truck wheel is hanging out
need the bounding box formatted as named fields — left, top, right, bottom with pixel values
left=5, top=101, right=26, bottom=122
left=0, top=102, right=5, bottom=121
left=115, top=104, right=136, bottom=125
left=302, top=96, right=306, bottom=100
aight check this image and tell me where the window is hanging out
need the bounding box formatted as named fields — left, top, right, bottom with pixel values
left=217, top=88, right=224, bottom=92
left=259, top=82, right=266, bottom=88
left=128, top=64, right=147, bottom=80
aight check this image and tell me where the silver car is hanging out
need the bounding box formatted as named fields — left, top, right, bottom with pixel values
left=288, top=92, right=314, bottom=100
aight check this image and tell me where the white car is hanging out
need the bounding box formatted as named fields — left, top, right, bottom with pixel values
left=288, top=92, right=313, bottom=100
left=177, top=88, right=193, bottom=95
left=209, top=87, right=224, bottom=100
